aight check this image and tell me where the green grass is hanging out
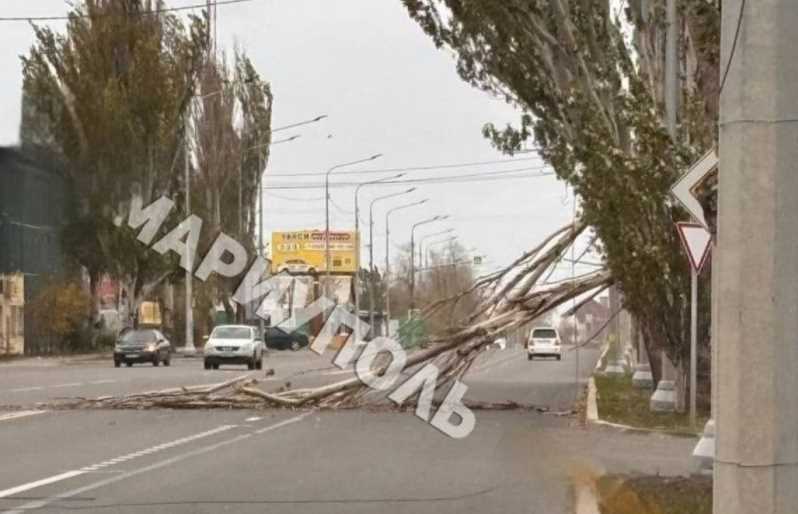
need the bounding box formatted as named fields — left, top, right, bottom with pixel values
left=597, top=474, right=712, bottom=514
left=594, top=373, right=707, bottom=435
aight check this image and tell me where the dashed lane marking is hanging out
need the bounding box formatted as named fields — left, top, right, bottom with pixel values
left=0, top=411, right=46, bottom=423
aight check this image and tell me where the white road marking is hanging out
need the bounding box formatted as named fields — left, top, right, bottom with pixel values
left=0, top=410, right=46, bottom=422
left=52, top=382, right=83, bottom=388
left=0, top=424, right=237, bottom=502
left=88, top=379, right=116, bottom=385
left=7, top=387, right=43, bottom=393
left=1, top=412, right=312, bottom=514
left=245, top=416, right=262, bottom=422
left=0, top=471, right=85, bottom=500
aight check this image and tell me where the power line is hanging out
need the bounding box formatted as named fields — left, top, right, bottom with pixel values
left=266, top=156, right=543, bottom=177
left=262, top=167, right=556, bottom=190
left=0, top=0, right=253, bottom=22
left=718, top=0, right=746, bottom=95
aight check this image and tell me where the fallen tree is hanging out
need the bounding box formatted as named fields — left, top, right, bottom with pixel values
left=58, top=221, right=612, bottom=412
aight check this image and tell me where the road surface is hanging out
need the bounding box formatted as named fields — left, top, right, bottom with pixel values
left=0, top=343, right=697, bottom=513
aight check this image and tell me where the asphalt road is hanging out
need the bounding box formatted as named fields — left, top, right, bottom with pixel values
left=0, top=343, right=697, bottom=513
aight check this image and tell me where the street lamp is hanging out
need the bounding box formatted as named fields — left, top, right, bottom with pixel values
left=410, top=215, right=448, bottom=312
left=325, top=154, right=383, bottom=296
left=425, top=235, right=458, bottom=269
left=418, top=228, right=455, bottom=270
left=367, top=187, right=416, bottom=334
left=352, top=173, right=404, bottom=342
left=384, top=199, right=428, bottom=337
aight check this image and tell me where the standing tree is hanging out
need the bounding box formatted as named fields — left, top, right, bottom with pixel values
left=402, top=1, right=720, bottom=395
left=21, top=0, right=210, bottom=323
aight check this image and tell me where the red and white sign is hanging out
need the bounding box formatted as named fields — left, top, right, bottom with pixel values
left=676, top=222, right=712, bottom=273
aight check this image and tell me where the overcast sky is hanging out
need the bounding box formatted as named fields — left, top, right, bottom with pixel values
left=0, top=0, right=595, bottom=280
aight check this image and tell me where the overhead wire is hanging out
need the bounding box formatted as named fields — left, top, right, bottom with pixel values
left=0, top=0, right=254, bottom=21
left=266, top=156, right=543, bottom=177
left=262, top=167, right=556, bottom=190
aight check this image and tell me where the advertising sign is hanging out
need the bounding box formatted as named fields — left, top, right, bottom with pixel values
left=271, top=230, right=358, bottom=274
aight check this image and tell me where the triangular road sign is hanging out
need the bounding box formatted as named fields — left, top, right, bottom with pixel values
left=676, top=222, right=712, bottom=273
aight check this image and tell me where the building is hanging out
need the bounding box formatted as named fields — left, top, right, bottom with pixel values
left=0, top=146, right=69, bottom=354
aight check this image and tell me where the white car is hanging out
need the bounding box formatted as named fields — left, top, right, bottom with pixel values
left=203, top=325, right=265, bottom=370
left=277, top=259, right=317, bottom=275
left=527, top=327, right=562, bottom=360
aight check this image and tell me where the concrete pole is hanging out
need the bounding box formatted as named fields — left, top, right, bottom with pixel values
left=257, top=150, right=264, bottom=336
left=714, top=1, right=798, bottom=512
left=183, top=141, right=195, bottom=354
left=384, top=219, right=391, bottom=338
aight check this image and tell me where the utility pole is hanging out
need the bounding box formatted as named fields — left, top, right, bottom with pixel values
left=257, top=149, right=265, bottom=337
left=183, top=140, right=194, bottom=354
left=384, top=199, right=427, bottom=338
left=715, top=1, right=798, bottom=512
left=368, top=188, right=414, bottom=336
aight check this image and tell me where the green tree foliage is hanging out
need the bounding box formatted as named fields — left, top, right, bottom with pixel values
left=402, top=0, right=720, bottom=380
left=21, top=0, right=210, bottom=319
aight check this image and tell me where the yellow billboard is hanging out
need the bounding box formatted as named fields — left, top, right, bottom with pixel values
left=271, top=230, right=359, bottom=274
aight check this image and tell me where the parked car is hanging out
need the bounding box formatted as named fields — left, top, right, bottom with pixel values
left=203, top=325, right=264, bottom=370
left=264, top=326, right=309, bottom=351
left=276, top=259, right=316, bottom=275
left=114, top=329, right=171, bottom=367
left=526, top=326, right=561, bottom=360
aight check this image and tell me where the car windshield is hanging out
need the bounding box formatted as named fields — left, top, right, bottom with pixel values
left=532, top=329, right=557, bottom=339
left=211, top=327, right=252, bottom=339
left=120, top=330, right=156, bottom=343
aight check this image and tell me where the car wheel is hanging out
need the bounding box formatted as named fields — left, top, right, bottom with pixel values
left=247, top=355, right=255, bottom=370
left=290, top=340, right=301, bottom=351
left=164, top=355, right=171, bottom=366
left=125, top=361, right=133, bottom=367
left=152, top=354, right=159, bottom=366
left=557, top=355, right=561, bottom=361
left=204, top=361, right=211, bottom=370
left=255, top=356, right=263, bottom=370
left=114, top=360, right=121, bottom=368
left=212, top=364, right=219, bottom=370
left=527, top=354, right=533, bottom=361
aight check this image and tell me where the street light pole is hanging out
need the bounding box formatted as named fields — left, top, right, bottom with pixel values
left=425, top=235, right=458, bottom=269
left=418, top=228, right=454, bottom=271
left=183, top=137, right=194, bottom=354
left=325, top=154, right=382, bottom=298
left=410, top=216, right=447, bottom=312
left=385, top=199, right=427, bottom=337
left=367, top=188, right=415, bottom=335
left=353, top=174, right=404, bottom=343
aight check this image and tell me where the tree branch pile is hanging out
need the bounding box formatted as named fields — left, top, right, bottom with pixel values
left=62, top=221, right=611, bottom=412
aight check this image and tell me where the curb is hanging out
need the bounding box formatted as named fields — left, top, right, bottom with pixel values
left=586, top=376, right=702, bottom=437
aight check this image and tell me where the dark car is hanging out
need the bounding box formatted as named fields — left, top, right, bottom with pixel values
left=114, top=329, right=171, bottom=367
left=264, top=326, right=309, bottom=351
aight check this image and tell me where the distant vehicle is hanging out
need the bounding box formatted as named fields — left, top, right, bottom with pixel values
left=527, top=327, right=561, bottom=360
left=114, top=329, right=171, bottom=367
left=203, top=325, right=264, bottom=370
left=264, top=326, right=309, bottom=351
left=276, top=259, right=317, bottom=275
left=492, top=337, right=507, bottom=350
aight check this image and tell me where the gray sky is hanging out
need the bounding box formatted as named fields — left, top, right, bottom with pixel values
left=0, top=0, right=594, bottom=280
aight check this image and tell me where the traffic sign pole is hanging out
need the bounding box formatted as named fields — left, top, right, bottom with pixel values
left=690, top=265, right=698, bottom=427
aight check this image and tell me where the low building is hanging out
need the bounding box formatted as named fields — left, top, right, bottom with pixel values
left=0, top=146, right=69, bottom=354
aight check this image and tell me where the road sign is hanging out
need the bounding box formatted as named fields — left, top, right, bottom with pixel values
left=676, top=222, right=712, bottom=273
left=671, top=150, right=718, bottom=230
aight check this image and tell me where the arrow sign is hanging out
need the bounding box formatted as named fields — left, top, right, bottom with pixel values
left=676, top=222, right=712, bottom=273
left=671, top=149, right=718, bottom=230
